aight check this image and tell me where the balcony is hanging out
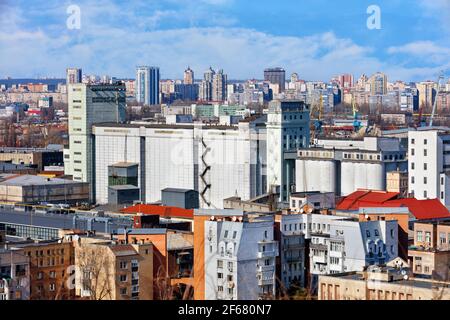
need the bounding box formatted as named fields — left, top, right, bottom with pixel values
left=257, top=250, right=277, bottom=259
left=310, top=243, right=327, bottom=251
left=283, top=243, right=305, bottom=250
left=258, top=278, right=274, bottom=286
left=312, top=255, right=327, bottom=264
left=257, top=265, right=275, bottom=273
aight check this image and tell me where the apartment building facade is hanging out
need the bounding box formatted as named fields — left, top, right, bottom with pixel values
left=409, top=222, right=450, bottom=281
left=74, top=238, right=153, bottom=300
left=194, top=209, right=279, bottom=300
left=408, top=128, right=450, bottom=206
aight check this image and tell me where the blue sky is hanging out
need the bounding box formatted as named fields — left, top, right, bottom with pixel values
left=0, top=0, right=449, bottom=81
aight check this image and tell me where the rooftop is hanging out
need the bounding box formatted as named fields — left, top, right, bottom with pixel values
left=121, top=204, right=194, bottom=219
left=337, top=189, right=450, bottom=220
left=0, top=174, right=83, bottom=186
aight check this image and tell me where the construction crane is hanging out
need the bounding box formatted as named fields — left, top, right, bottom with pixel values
left=314, top=95, right=324, bottom=133
left=429, top=71, right=445, bottom=127
left=352, top=96, right=361, bottom=132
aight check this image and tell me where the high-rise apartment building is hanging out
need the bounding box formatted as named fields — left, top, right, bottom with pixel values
left=416, top=81, right=437, bottom=109
left=369, top=72, right=388, bottom=95
left=212, top=69, right=227, bottom=102
left=184, top=67, right=194, bottom=85
left=264, top=68, right=286, bottom=93
left=64, top=83, right=126, bottom=201
left=408, top=128, right=450, bottom=206
left=136, top=66, right=160, bottom=105
left=338, top=74, right=354, bottom=89
left=66, top=68, right=82, bottom=86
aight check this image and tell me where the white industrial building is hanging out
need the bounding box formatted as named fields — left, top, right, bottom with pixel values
left=279, top=212, right=399, bottom=290
left=200, top=209, right=279, bottom=300
left=93, top=116, right=268, bottom=208
left=266, top=100, right=310, bottom=202
left=408, top=127, right=450, bottom=206
left=296, top=136, right=407, bottom=196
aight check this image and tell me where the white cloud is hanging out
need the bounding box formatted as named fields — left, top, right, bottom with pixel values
left=387, top=41, right=450, bottom=64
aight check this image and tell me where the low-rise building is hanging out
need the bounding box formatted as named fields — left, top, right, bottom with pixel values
left=0, top=147, right=63, bottom=171
left=0, top=174, right=89, bottom=204
left=0, top=248, right=30, bottom=300
left=7, top=240, right=75, bottom=300
left=276, top=212, right=399, bottom=292
left=318, top=260, right=450, bottom=300
left=409, top=221, right=450, bottom=281
left=73, top=237, right=153, bottom=300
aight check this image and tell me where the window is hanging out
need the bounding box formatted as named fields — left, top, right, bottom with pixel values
left=411, top=163, right=415, bottom=170
left=120, top=288, right=127, bottom=295
left=424, top=163, right=427, bottom=171
left=224, top=230, right=228, bottom=238
left=374, top=230, right=379, bottom=237
left=440, top=232, right=446, bottom=244
left=424, top=177, right=428, bottom=184
left=411, top=139, right=415, bottom=145
left=49, top=271, right=56, bottom=278
left=119, top=275, right=127, bottom=282
left=411, top=148, right=415, bottom=156
left=119, top=261, right=128, bottom=269
left=227, top=275, right=233, bottom=282
left=366, top=230, right=371, bottom=237
left=425, top=232, right=431, bottom=243
left=411, top=176, right=415, bottom=184
left=49, top=283, right=55, bottom=292
left=37, top=272, right=43, bottom=280
left=424, top=190, right=428, bottom=198
left=217, top=260, right=223, bottom=268
left=217, top=273, right=223, bottom=279
left=417, top=231, right=423, bottom=242
left=424, top=139, right=427, bottom=145
left=424, top=149, right=427, bottom=156
left=218, top=286, right=223, bottom=292
left=390, top=229, right=395, bottom=238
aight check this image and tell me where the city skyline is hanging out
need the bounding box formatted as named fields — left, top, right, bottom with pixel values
left=0, top=0, right=449, bottom=81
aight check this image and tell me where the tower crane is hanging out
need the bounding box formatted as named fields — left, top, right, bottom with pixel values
left=429, top=71, right=445, bottom=127
left=352, top=96, right=361, bottom=132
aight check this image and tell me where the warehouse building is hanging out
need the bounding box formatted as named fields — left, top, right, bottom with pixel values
left=0, top=174, right=89, bottom=204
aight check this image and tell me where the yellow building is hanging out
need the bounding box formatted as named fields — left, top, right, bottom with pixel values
left=73, top=238, right=153, bottom=300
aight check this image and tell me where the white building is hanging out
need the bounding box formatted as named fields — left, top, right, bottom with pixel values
left=93, top=116, right=267, bottom=208
left=64, top=83, right=126, bottom=200
left=267, top=100, right=310, bottom=202
left=200, top=209, right=279, bottom=300
left=296, top=136, right=407, bottom=196
left=408, top=128, right=450, bottom=206
left=279, top=212, right=398, bottom=290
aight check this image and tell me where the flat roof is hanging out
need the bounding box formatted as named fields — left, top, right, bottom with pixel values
left=0, top=174, right=82, bottom=186
left=162, top=188, right=195, bottom=193
left=94, top=122, right=238, bottom=131
left=109, top=185, right=139, bottom=191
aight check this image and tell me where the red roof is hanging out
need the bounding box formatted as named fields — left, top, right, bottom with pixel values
left=121, top=204, right=194, bottom=219
left=337, top=189, right=450, bottom=220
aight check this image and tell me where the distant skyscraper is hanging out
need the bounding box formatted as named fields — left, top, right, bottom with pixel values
left=291, top=73, right=299, bottom=83
left=212, top=69, right=227, bottom=102
left=199, top=67, right=216, bottom=101
left=136, top=66, right=160, bottom=105
left=204, top=67, right=215, bottom=83
left=66, top=68, right=82, bottom=85
left=264, top=67, right=286, bottom=92
left=184, top=67, right=194, bottom=85
left=369, top=72, right=388, bottom=95
left=338, top=74, right=354, bottom=89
